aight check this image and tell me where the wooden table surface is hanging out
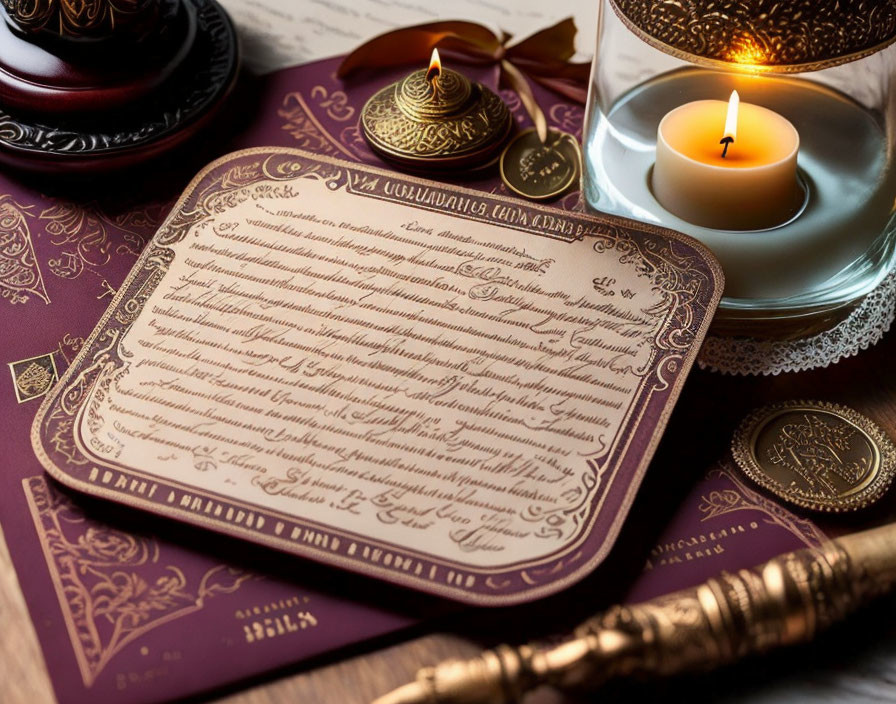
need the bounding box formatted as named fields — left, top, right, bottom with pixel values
left=6, top=324, right=896, bottom=703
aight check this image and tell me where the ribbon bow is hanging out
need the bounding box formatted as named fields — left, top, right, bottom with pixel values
left=337, top=18, right=591, bottom=142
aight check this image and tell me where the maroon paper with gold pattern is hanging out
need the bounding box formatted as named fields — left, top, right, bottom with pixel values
left=0, top=55, right=824, bottom=703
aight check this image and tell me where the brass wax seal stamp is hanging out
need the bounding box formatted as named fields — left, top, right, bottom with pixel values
left=361, top=49, right=513, bottom=171
left=732, top=400, right=896, bottom=512
left=500, top=128, right=581, bottom=200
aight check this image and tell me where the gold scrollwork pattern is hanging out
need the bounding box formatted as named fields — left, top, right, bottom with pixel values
left=2, top=0, right=161, bottom=39
left=548, top=104, right=584, bottom=141
left=279, top=92, right=356, bottom=160
left=698, top=464, right=828, bottom=549
left=361, top=69, right=512, bottom=161
left=0, top=194, right=159, bottom=304
left=590, top=228, right=715, bottom=391
left=519, top=469, right=603, bottom=542
left=23, top=475, right=255, bottom=686
left=0, top=195, right=49, bottom=305
left=610, top=0, right=896, bottom=72
left=41, top=198, right=163, bottom=269
left=157, top=155, right=345, bottom=249
left=310, top=86, right=355, bottom=122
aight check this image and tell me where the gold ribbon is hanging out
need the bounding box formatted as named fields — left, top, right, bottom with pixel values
left=337, top=18, right=591, bottom=142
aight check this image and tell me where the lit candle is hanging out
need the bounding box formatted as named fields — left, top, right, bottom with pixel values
left=652, top=91, right=802, bottom=231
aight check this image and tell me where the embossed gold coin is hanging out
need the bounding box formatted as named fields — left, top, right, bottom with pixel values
left=499, top=128, right=581, bottom=201
left=732, top=401, right=896, bottom=512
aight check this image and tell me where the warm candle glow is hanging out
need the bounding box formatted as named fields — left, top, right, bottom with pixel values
left=724, top=90, right=740, bottom=142
left=426, top=48, right=441, bottom=84
left=728, top=38, right=768, bottom=69
left=653, top=94, right=801, bottom=229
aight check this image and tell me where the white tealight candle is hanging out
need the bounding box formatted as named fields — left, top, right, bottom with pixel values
left=652, top=91, right=802, bottom=231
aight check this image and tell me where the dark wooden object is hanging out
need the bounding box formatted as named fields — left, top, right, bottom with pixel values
left=0, top=0, right=238, bottom=173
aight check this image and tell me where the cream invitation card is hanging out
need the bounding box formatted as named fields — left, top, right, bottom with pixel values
left=33, top=148, right=722, bottom=604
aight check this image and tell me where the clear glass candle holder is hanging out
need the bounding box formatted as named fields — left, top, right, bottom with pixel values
left=583, top=0, right=896, bottom=337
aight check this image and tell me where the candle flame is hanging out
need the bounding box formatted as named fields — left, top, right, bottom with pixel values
left=724, top=90, right=740, bottom=142
left=426, top=48, right=441, bottom=84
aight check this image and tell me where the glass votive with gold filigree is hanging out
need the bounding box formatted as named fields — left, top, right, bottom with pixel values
left=583, top=0, right=896, bottom=338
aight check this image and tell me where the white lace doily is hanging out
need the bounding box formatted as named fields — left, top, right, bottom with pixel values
left=698, top=270, right=896, bottom=376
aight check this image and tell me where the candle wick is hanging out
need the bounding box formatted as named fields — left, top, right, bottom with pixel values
left=720, top=136, right=734, bottom=159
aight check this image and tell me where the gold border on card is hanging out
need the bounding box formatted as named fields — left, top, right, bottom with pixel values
left=30, top=147, right=724, bottom=606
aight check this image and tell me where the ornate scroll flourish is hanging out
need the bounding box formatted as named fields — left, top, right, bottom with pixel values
left=157, top=153, right=345, bottom=249
left=590, top=228, right=715, bottom=391
left=0, top=195, right=49, bottom=305
left=113, top=247, right=172, bottom=325
left=58, top=327, right=122, bottom=418
left=519, top=470, right=603, bottom=542
left=41, top=201, right=112, bottom=276
left=40, top=198, right=163, bottom=279
left=23, top=476, right=255, bottom=687
left=698, top=464, right=827, bottom=549
left=0, top=194, right=158, bottom=304
left=279, top=91, right=359, bottom=160
left=548, top=103, right=584, bottom=141
left=310, top=86, right=354, bottom=122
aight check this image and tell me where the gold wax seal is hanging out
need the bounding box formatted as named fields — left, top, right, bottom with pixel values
left=499, top=128, right=581, bottom=201
left=732, top=401, right=896, bottom=512
left=361, top=49, right=513, bottom=171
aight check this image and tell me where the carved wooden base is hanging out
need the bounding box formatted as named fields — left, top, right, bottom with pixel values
left=0, top=0, right=194, bottom=114
left=0, top=0, right=238, bottom=173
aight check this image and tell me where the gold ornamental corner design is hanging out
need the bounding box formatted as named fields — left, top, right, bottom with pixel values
left=731, top=400, right=896, bottom=512
left=610, top=0, right=896, bottom=73
left=23, top=475, right=255, bottom=687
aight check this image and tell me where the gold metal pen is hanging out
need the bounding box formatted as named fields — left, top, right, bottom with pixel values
left=373, top=522, right=896, bottom=704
